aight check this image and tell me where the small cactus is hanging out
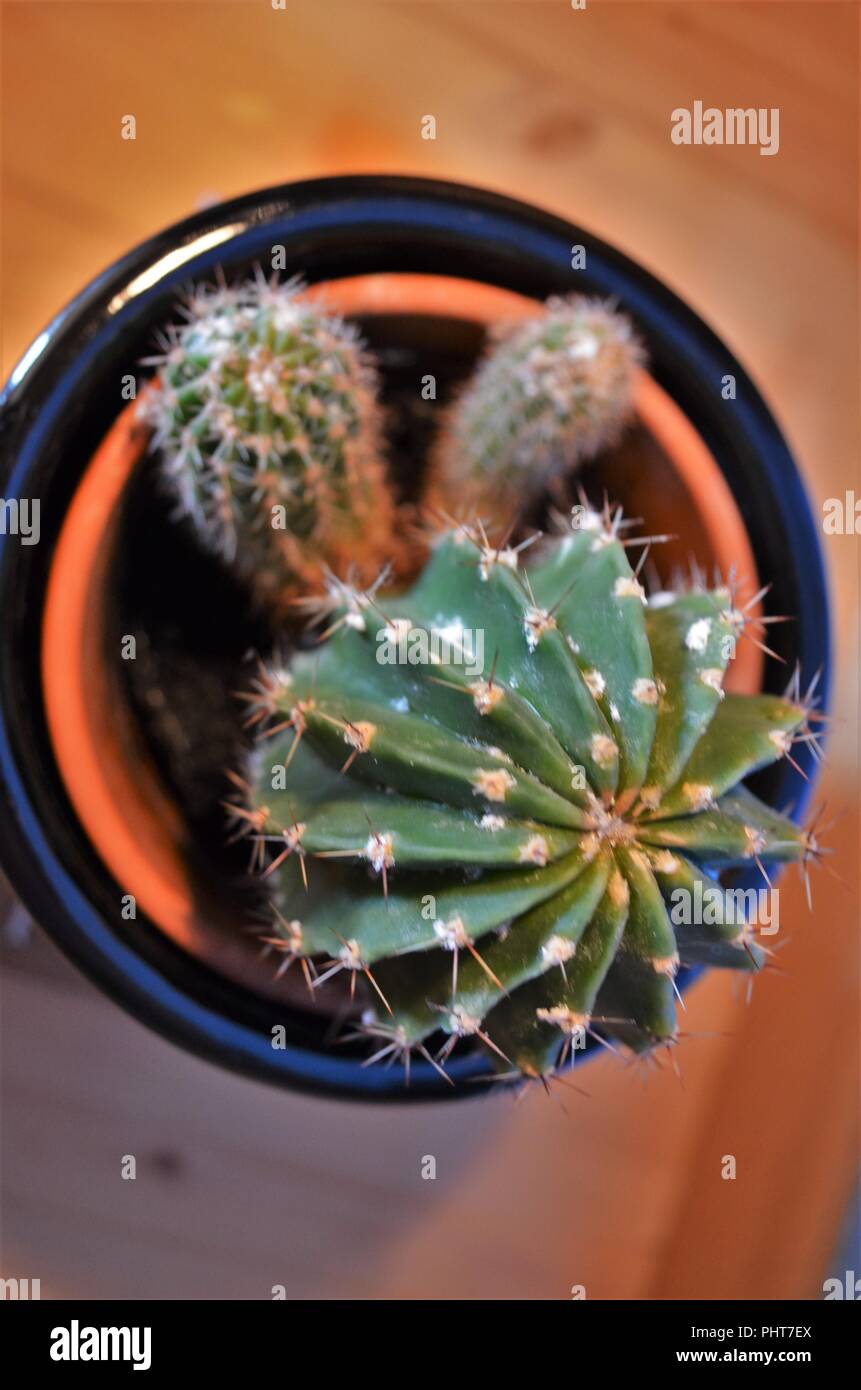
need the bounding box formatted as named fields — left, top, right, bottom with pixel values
left=430, top=296, right=643, bottom=525
left=145, top=277, right=396, bottom=618
left=233, top=505, right=823, bottom=1085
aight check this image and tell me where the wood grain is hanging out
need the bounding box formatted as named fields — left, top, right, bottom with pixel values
left=1, top=0, right=858, bottom=1299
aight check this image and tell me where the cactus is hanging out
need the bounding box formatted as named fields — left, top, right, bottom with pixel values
left=145, top=276, right=396, bottom=618
left=430, top=296, right=643, bottom=525
left=232, top=503, right=824, bottom=1085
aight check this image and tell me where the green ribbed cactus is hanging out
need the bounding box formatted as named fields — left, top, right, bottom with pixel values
left=232, top=506, right=821, bottom=1084
left=430, top=296, right=643, bottom=526
left=145, top=277, right=396, bottom=618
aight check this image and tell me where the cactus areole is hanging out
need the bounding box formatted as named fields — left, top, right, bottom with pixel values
left=0, top=176, right=830, bottom=1098
left=239, top=513, right=823, bottom=1085
left=145, top=277, right=395, bottom=617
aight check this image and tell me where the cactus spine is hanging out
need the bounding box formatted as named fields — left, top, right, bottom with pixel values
left=234, top=505, right=822, bottom=1084
left=146, top=277, right=396, bottom=618
left=431, top=296, right=643, bottom=525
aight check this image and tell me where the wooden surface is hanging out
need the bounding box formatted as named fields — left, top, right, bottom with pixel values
left=1, top=0, right=859, bottom=1300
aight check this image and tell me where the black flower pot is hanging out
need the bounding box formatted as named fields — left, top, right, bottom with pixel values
left=0, top=176, right=830, bottom=1099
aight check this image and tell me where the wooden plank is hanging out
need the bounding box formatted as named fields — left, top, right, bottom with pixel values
left=648, top=799, right=860, bottom=1300
left=1, top=0, right=857, bottom=1300
left=1, top=968, right=508, bottom=1299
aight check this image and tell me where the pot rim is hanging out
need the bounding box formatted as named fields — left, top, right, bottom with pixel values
left=40, top=356, right=760, bottom=1000
left=0, top=175, right=831, bottom=1101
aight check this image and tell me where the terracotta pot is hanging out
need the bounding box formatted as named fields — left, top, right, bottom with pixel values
left=0, top=177, right=830, bottom=1099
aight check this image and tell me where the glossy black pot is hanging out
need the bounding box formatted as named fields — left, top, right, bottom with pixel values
left=0, top=176, right=830, bottom=1099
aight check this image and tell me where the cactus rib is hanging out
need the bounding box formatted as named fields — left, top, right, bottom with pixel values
left=144, top=275, right=396, bottom=618
left=238, top=506, right=817, bottom=1085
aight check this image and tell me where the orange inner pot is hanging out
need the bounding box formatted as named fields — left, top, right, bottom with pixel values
left=41, top=273, right=762, bottom=990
